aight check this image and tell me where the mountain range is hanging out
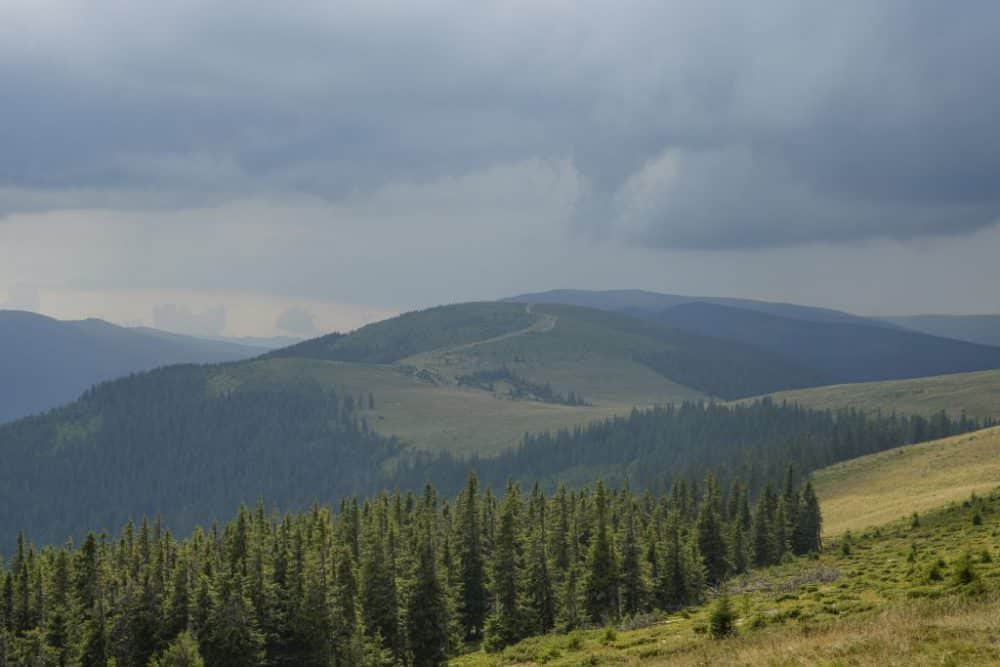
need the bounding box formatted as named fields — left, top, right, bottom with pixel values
left=0, top=310, right=262, bottom=422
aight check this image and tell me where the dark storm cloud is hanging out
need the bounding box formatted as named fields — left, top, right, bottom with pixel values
left=2, top=0, right=999, bottom=248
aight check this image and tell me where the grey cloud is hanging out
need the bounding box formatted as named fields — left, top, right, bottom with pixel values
left=2, top=1, right=1000, bottom=248
left=152, top=304, right=227, bottom=337
left=275, top=306, right=317, bottom=335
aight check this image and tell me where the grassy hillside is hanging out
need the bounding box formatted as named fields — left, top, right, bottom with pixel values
left=506, top=288, right=881, bottom=326
left=814, top=426, right=1000, bottom=536
left=762, top=368, right=1000, bottom=421
left=214, top=357, right=639, bottom=456
left=454, top=485, right=1000, bottom=666
left=394, top=303, right=829, bottom=401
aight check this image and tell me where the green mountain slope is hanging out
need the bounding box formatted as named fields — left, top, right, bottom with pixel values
left=273, top=302, right=829, bottom=402
left=505, top=288, right=881, bottom=326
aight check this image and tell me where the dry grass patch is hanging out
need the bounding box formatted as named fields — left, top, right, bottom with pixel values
left=814, top=426, right=1000, bottom=536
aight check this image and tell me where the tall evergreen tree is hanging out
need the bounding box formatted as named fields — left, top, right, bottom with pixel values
left=583, top=481, right=618, bottom=624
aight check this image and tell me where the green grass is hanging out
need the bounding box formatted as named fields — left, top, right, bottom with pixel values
left=758, top=369, right=1000, bottom=421
left=452, top=488, right=1000, bottom=666
left=211, top=358, right=658, bottom=457
left=813, top=426, right=1000, bottom=537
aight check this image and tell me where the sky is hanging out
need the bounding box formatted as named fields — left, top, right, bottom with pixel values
left=2, top=0, right=1000, bottom=337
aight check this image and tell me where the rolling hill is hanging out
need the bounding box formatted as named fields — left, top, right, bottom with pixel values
left=813, top=426, right=1000, bottom=536
left=883, top=313, right=1000, bottom=347
left=506, top=288, right=886, bottom=326
left=0, top=309, right=260, bottom=422
left=1, top=300, right=942, bottom=545
left=760, top=368, right=1000, bottom=421
left=649, top=302, right=1000, bottom=384
left=508, top=289, right=1000, bottom=387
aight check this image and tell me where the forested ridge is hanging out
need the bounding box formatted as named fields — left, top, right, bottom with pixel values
left=0, top=471, right=820, bottom=666
left=396, top=401, right=989, bottom=500
left=0, top=358, right=988, bottom=548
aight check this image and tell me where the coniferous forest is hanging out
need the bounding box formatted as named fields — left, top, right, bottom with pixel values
left=0, top=471, right=820, bottom=666
left=0, top=360, right=987, bottom=546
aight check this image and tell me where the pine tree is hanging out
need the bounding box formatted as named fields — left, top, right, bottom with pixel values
left=455, top=472, right=487, bottom=640
left=795, top=481, right=823, bottom=554
left=583, top=481, right=618, bottom=624
left=201, top=571, right=265, bottom=667
left=360, top=501, right=400, bottom=657
left=618, top=500, right=647, bottom=616
left=525, top=484, right=556, bottom=634
left=750, top=494, right=774, bottom=568
left=45, top=549, right=76, bottom=666
left=695, top=488, right=728, bottom=584
left=484, top=483, right=524, bottom=651
left=405, top=513, right=450, bottom=667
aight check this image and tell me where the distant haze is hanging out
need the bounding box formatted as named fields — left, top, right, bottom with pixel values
left=2, top=1, right=999, bottom=334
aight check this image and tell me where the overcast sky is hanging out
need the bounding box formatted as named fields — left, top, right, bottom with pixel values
left=3, top=1, right=999, bottom=336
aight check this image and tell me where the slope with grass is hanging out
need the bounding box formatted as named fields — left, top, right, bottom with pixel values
left=454, top=483, right=1000, bottom=666
left=813, top=426, right=1000, bottom=536
left=761, top=368, right=1000, bottom=421
left=214, top=357, right=634, bottom=457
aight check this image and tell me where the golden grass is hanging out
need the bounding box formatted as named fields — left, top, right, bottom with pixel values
left=648, top=595, right=1000, bottom=666
left=759, top=369, right=1000, bottom=420
left=814, top=426, right=1000, bottom=536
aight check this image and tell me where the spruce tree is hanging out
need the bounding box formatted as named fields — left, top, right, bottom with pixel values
left=795, top=481, right=823, bottom=554
left=583, top=481, right=618, bottom=624
left=455, top=472, right=487, bottom=640
left=695, top=489, right=728, bottom=584
left=405, top=513, right=450, bottom=667
left=483, top=483, right=525, bottom=651
left=359, top=502, right=400, bottom=657
left=618, top=500, right=647, bottom=616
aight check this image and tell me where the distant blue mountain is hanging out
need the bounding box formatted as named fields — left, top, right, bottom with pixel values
left=0, top=310, right=259, bottom=422
left=507, top=290, right=1000, bottom=384
left=506, top=288, right=888, bottom=327
left=881, top=314, right=1000, bottom=348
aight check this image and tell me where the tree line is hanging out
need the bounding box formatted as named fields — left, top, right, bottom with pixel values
left=395, top=400, right=988, bottom=499
left=0, top=470, right=820, bottom=666
left=0, top=360, right=986, bottom=551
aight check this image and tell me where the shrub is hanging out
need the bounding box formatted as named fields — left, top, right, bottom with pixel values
left=709, top=594, right=737, bottom=639
left=953, top=551, right=978, bottom=586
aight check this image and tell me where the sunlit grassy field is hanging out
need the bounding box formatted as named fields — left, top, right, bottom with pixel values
left=453, top=487, right=1000, bottom=666
left=814, top=426, right=1000, bottom=536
